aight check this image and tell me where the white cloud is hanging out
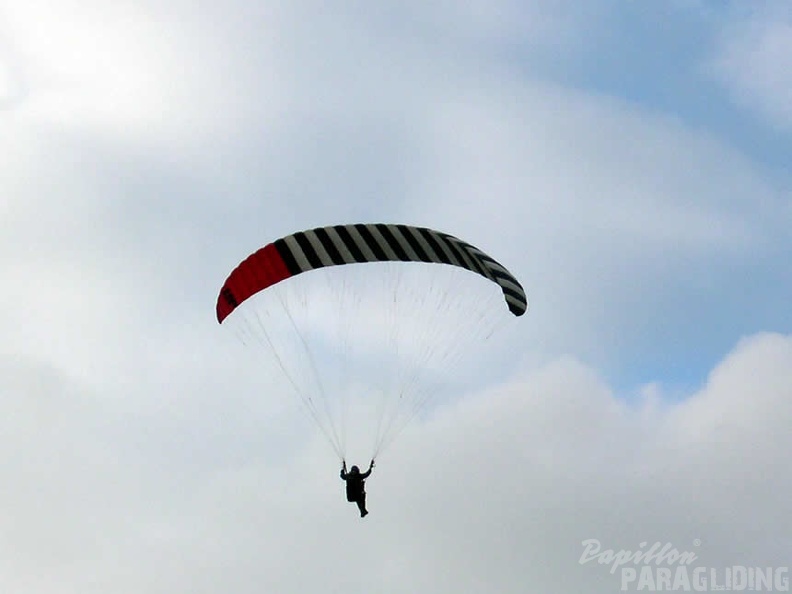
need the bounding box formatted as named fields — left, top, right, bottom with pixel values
left=708, top=2, right=792, bottom=130
left=1, top=0, right=290, bottom=149
left=1, top=0, right=788, bottom=408
left=394, top=75, right=789, bottom=365
left=1, top=332, right=789, bottom=592
left=2, top=0, right=787, bottom=382
left=363, top=0, right=592, bottom=52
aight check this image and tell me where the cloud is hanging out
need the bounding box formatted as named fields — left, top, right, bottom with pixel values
left=1, top=332, right=789, bottom=592
left=708, top=2, right=792, bottom=130
left=395, top=73, right=790, bottom=373
left=1, top=0, right=293, bottom=153
left=3, top=0, right=790, bottom=392
left=1, top=2, right=790, bottom=591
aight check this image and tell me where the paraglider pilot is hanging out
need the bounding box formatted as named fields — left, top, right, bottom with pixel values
left=340, top=460, right=374, bottom=517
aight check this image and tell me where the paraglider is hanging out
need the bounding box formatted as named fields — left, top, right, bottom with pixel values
left=340, top=459, right=375, bottom=517
left=216, top=223, right=527, bottom=515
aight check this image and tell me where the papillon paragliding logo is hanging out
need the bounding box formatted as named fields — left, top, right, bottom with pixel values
left=216, top=223, right=528, bottom=463
left=579, top=539, right=790, bottom=592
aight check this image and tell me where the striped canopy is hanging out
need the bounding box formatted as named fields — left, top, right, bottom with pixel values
left=216, top=223, right=527, bottom=323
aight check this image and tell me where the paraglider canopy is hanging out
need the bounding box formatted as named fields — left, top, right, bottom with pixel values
left=216, top=223, right=527, bottom=461
left=216, top=223, right=527, bottom=323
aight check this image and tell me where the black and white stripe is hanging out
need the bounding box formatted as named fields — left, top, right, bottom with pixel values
left=273, top=223, right=528, bottom=316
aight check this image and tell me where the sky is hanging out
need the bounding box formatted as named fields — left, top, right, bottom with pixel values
left=1, top=0, right=791, bottom=592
